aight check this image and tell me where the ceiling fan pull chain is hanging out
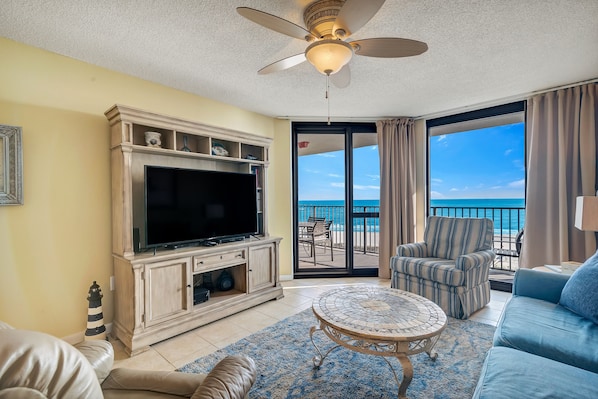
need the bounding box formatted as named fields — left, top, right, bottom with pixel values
left=326, top=74, right=331, bottom=125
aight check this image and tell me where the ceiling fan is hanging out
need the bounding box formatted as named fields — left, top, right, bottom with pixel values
left=237, top=0, right=428, bottom=88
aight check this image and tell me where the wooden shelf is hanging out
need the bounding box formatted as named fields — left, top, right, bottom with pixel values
left=106, top=104, right=282, bottom=356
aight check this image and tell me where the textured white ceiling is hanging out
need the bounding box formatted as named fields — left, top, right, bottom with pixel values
left=1, top=0, right=597, bottom=120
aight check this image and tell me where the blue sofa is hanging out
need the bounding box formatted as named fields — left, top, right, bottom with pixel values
left=473, top=268, right=598, bottom=398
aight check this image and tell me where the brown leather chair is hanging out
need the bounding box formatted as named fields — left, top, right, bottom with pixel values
left=0, top=322, right=256, bottom=399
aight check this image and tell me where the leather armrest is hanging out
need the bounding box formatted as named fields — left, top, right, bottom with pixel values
left=74, top=339, right=114, bottom=384
left=102, top=368, right=206, bottom=396
left=191, top=355, right=257, bottom=399
left=0, top=320, right=14, bottom=330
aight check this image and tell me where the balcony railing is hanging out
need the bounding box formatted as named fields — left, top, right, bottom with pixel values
left=430, top=206, right=525, bottom=271
left=298, top=205, right=380, bottom=254
left=298, top=204, right=525, bottom=271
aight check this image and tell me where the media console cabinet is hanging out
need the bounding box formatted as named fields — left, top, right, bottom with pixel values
left=105, top=105, right=283, bottom=355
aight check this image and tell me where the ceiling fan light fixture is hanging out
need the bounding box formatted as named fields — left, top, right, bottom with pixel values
left=305, top=39, right=353, bottom=75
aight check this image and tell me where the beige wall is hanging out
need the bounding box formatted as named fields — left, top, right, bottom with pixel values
left=0, top=37, right=293, bottom=338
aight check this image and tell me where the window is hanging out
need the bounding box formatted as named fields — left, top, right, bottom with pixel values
left=427, top=102, right=526, bottom=272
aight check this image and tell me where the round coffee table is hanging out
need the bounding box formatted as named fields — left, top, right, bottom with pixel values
left=310, top=286, right=447, bottom=399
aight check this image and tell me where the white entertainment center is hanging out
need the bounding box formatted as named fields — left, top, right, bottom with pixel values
left=105, top=105, right=283, bottom=356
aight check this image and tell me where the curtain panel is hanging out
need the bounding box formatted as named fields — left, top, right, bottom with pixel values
left=521, top=83, right=597, bottom=268
left=376, top=119, right=416, bottom=278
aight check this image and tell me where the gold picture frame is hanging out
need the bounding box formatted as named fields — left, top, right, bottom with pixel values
left=0, top=125, right=23, bottom=205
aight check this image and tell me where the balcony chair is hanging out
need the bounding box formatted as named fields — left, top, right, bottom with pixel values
left=390, top=216, right=495, bottom=319
left=299, top=218, right=333, bottom=265
left=494, top=228, right=524, bottom=258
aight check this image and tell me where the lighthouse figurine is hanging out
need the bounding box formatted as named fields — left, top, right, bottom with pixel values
left=85, top=281, right=107, bottom=341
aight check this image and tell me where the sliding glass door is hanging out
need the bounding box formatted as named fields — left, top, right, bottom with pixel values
left=293, top=122, right=378, bottom=277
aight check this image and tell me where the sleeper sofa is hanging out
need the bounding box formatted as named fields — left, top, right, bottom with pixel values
left=473, top=252, right=598, bottom=398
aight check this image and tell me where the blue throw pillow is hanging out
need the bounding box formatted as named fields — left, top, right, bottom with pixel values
left=560, top=249, right=598, bottom=324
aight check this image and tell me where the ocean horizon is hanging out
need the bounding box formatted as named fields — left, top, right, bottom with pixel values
left=298, top=198, right=525, bottom=234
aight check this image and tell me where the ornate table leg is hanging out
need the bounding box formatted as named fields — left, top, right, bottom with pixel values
left=395, top=354, right=413, bottom=399
left=309, top=324, right=340, bottom=367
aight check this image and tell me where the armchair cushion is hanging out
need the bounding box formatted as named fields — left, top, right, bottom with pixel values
left=392, top=257, right=464, bottom=286
left=424, top=216, right=493, bottom=259
left=560, top=249, right=598, bottom=324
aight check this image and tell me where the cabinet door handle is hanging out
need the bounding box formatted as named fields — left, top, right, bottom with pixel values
left=249, top=269, right=253, bottom=272
left=187, top=284, right=191, bottom=288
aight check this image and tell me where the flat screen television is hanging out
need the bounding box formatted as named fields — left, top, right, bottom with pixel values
left=145, top=166, right=257, bottom=248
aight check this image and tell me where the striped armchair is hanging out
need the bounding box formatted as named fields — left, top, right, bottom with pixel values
left=390, top=216, right=495, bottom=319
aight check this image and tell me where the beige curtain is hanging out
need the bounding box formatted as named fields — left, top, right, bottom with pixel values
left=376, top=119, right=416, bottom=278
left=521, top=83, right=597, bottom=268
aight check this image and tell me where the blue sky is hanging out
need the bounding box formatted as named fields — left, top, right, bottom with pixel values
left=298, top=145, right=380, bottom=201
left=430, top=122, right=525, bottom=199
left=298, top=122, right=525, bottom=201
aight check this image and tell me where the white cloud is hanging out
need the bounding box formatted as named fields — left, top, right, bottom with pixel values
left=354, top=185, right=380, bottom=190
left=430, top=191, right=445, bottom=198
left=317, top=153, right=336, bottom=158
left=328, top=173, right=342, bottom=178
left=491, top=186, right=502, bottom=189
left=366, top=174, right=380, bottom=180
left=304, top=168, right=320, bottom=174
left=437, top=135, right=447, bottom=141
left=508, top=179, right=525, bottom=188
left=431, top=178, right=443, bottom=183
left=331, top=182, right=345, bottom=188
left=450, top=188, right=459, bottom=192
left=504, top=149, right=513, bottom=156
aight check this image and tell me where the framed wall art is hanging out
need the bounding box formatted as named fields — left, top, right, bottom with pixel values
left=0, top=124, right=23, bottom=205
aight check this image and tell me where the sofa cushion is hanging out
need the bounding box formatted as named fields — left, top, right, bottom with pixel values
left=560, top=249, right=598, bottom=324
left=494, top=295, right=598, bottom=373
left=473, top=347, right=598, bottom=399
left=390, top=257, right=465, bottom=286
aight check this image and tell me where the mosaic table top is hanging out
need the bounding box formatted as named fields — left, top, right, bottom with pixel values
left=312, top=286, right=447, bottom=341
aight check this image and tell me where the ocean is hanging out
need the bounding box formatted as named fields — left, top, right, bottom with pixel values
left=298, top=198, right=525, bottom=234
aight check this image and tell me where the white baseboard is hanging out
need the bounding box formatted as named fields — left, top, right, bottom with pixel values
left=62, top=322, right=112, bottom=345
left=280, top=274, right=294, bottom=281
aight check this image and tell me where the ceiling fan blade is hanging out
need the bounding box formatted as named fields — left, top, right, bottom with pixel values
left=330, top=65, right=351, bottom=88
left=351, top=38, right=428, bottom=58
left=332, top=0, right=385, bottom=38
left=258, top=53, right=307, bottom=75
left=237, top=7, right=315, bottom=41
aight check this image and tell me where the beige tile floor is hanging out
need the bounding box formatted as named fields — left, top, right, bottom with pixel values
left=111, top=277, right=511, bottom=371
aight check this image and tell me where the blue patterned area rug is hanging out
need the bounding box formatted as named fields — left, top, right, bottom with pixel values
left=178, top=308, right=495, bottom=398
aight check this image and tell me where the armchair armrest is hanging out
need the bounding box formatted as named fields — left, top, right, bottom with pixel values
left=513, top=269, right=570, bottom=303
left=396, top=242, right=428, bottom=257
left=74, top=339, right=114, bottom=384
left=101, top=355, right=256, bottom=399
left=455, top=249, right=495, bottom=271
left=101, top=368, right=205, bottom=396
left=192, top=355, right=257, bottom=399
